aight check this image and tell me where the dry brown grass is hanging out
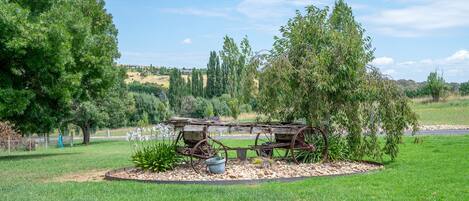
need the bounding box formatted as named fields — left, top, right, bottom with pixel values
left=220, top=113, right=258, bottom=122
left=46, top=169, right=108, bottom=183
left=125, top=72, right=207, bottom=89
left=412, top=94, right=469, bottom=104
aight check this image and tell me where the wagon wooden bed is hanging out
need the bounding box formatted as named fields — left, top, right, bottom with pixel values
left=166, top=118, right=328, bottom=173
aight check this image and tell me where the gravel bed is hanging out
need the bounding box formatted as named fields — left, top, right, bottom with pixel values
left=108, top=160, right=383, bottom=182
left=419, top=125, right=469, bottom=130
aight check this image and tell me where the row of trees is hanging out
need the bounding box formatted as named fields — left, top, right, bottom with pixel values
left=168, top=36, right=259, bottom=117
left=167, top=67, right=251, bottom=119
left=207, top=36, right=258, bottom=104
left=396, top=73, right=469, bottom=101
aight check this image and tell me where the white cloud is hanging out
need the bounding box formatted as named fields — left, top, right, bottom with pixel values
left=236, top=0, right=326, bottom=20
left=371, top=57, right=394, bottom=66
left=398, top=61, right=416, bottom=65
left=366, top=0, right=469, bottom=37
left=372, top=50, right=469, bottom=82
left=446, top=50, right=469, bottom=62
left=160, top=7, right=232, bottom=19
left=383, top=69, right=396, bottom=75
left=181, top=38, right=192, bottom=45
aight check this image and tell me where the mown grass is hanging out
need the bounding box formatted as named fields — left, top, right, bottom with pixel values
left=1, top=135, right=468, bottom=201
left=412, top=97, right=469, bottom=125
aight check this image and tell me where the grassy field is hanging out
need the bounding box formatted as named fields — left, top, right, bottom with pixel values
left=1, top=135, right=468, bottom=201
left=412, top=96, right=469, bottom=125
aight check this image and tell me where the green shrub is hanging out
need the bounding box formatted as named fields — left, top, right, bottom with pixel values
left=131, top=142, right=182, bottom=172
left=295, top=133, right=350, bottom=163
left=179, top=96, right=197, bottom=117
left=227, top=99, right=240, bottom=120
left=194, top=97, right=214, bottom=118
left=460, top=81, right=469, bottom=96
left=239, top=104, right=252, bottom=113
left=211, top=98, right=231, bottom=116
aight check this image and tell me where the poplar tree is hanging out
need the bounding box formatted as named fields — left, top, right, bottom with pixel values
left=206, top=51, right=217, bottom=98
left=220, top=36, right=241, bottom=98
left=214, top=55, right=223, bottom=97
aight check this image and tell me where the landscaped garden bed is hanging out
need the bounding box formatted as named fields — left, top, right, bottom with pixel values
left=105, top=159, right=383, bottom=184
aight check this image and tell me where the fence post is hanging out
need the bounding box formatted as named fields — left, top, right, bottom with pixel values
left=71, top=130, right=74, bottom=147
left=7, top=135, right=10, bottom=155
left=107, top=129, right=110, bottom=138
left=29, top=136, right=32, bottom=152
left=45, top=134, right=48, bottom=150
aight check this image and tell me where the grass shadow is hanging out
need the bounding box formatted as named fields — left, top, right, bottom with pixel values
left=0, top=152, right=79, bottom=161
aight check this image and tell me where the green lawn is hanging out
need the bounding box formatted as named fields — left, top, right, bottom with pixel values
left=1, top=135, right=468, bottom=201
left=412, top=97, right=469, bottom=125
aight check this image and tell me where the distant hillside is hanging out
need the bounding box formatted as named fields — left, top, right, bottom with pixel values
left=126, top=71, right=207, bottom=89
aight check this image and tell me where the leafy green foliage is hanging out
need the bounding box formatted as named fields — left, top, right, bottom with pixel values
left=295, top=134, right=350, bottom=163
left=459, top=81, right=469, bottom=96
left=206, top=51, right=223, bottom=98
left=426, top=71, right=447, bottom=102
left=0, top=0, right=121, bottom=142
left=194, top=97, right=214, bottom=118
left=210, top=97, right=231, bottom=116
left=131, top=141, right=182, bottom=172
left=128, top=81, right=166, bottom=99
left=227, top=98, right=240, bottom=120
left=394, top=79, right=429, bottom=98
left=191, top=69, right=204, bottom=97
left=258, top=1, right=417, bottom=160
left=131, top=92, right=170, bottom=125
left=168, top=68, right=191, bottom=113
left=239, top=104, right=252, bottom=113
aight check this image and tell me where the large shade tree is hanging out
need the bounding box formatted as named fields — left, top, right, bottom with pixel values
left=258, top=1, right=418, bottom=160
left=0, top=0, right=121, bottom=144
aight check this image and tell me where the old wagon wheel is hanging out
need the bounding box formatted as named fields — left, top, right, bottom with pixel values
left=254, top=131, right=275, bottom=158
left=290, top=126, right=322, bottom=164
left=189, top=138, right=228, bottom=174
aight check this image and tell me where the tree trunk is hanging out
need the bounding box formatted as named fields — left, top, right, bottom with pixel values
left=82, top=125, right=90, bottom=145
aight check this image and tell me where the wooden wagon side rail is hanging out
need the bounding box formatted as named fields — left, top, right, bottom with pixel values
left=167, top=118, right=329, bottom=173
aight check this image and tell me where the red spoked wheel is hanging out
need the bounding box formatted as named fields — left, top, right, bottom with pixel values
left=290, top=126, right=325, bottom=164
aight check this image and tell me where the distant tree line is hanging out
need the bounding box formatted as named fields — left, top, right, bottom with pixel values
left=394, top=72, right=469, bottom=101
left=121, top=64, right=207, bottom=77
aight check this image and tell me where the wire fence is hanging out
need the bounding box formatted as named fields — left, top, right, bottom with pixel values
left=0, top=124, right=234, bottom=155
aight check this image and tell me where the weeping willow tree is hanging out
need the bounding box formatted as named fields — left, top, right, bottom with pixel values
left=258, top=1, right=418, bottom=161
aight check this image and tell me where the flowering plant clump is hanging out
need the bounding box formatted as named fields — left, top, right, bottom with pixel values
left=128, top=124, right=181, bottom=172
left=126, top=124, right=175, bottom=142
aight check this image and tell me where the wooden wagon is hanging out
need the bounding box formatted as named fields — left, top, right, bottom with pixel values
left=166, top=118, right=328, bottom=173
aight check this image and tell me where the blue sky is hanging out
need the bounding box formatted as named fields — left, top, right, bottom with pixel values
left=105, top=0, right=469, bottom=82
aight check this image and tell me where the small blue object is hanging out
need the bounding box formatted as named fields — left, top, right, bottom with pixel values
left=205, top=157, right=226, bottom=174
left=57, top=133, right=64, bottom=148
